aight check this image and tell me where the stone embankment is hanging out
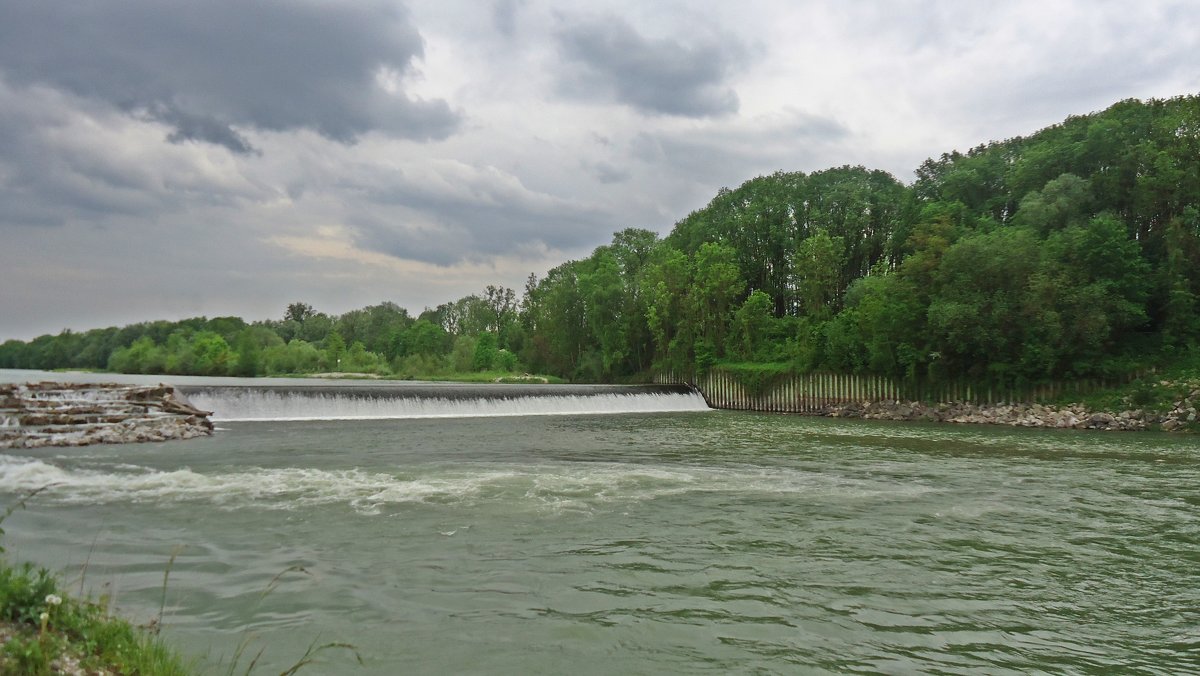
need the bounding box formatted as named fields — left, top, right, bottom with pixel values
left=822, top=390, right=1199, bottom=432
left=0, top=382, right=213, bottom=449
left=1156, top=380, right=1200, bottom=431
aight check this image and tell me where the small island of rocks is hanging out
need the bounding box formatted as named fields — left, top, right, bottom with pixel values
left=0, top=382, right=213, bottom=449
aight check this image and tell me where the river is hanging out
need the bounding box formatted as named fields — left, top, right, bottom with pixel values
left=0, top=371, right=1196, bottom=674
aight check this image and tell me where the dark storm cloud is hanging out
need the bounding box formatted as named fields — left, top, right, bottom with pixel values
left=0, top=90, right=153, bottom=225
left=0, top=0, right=461, bottom=150
left=0, top=81, right=268, bottom=231
left=147, top=105, right=258, bottom=156
left=554, top=15, right=746, bottom=117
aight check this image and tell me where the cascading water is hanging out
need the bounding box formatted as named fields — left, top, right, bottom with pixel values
left=178, top=384, right=710, bottom=421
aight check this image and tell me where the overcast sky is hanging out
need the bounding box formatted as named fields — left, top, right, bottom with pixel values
left=1, top=0, right=1197, bottom=340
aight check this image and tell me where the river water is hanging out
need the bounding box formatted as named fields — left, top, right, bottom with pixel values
left=0, top=372, right=1197, bottom=674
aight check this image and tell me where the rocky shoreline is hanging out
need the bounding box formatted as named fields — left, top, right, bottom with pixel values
left=821, top=393, right=1198, bottom=432
left=0, top=382, right=213, bottom=449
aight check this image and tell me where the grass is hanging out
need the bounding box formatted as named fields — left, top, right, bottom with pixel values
left=397, top=370, right=567, bottom=384
left=0, top=491, right=193, bottom=675
left=0, top=566, right=193, bottom=675
left=137, top=368, right=569, bottom=384
left=0, top=493, right=361, bottom=675
left=290, top=370, right=567, bottom=384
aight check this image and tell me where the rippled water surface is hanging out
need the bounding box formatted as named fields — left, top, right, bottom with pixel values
left=2, top=408, right=1198, bottom=674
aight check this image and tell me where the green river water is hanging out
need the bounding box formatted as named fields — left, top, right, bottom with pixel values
left=1, top=391, right=1198, bottom=673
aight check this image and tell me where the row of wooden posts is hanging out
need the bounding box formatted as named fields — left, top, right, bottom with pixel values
left=656, top=369, right=1122, bottom=413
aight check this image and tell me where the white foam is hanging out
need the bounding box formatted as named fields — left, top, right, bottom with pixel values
left=0, top=454, right=931, bottom=514
left=187, top=390, right=710, bottom=422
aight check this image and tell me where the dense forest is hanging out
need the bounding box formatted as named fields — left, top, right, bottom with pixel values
left=3, top=95, right=1199, bottom=387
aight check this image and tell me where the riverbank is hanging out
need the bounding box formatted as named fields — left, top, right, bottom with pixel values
left=822, top=399, right=1178, bottom=431
left=0, top=607, right=189, bottom=676
left=821, top=376, right=1200, bottom=432
left=683, top=370, right=1200, bottom=433
left=0, top=506, right=191, bottom=674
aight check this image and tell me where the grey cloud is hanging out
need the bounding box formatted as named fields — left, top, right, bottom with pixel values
left=632, top=112, right=850, bottom=185
left=0, top=98, right=151, bottom=226
left=348, top=168, right=614, bottom=266
left=830, top=2, right=1200, bottom=134
left=555, top=15, right=746, bottom=117
left=492, top=0, right=524, bottom=37
left=586, top=160, right=632, bottom=184
left=0, top=0, right=461, bottom=150
left=147, top=106, right=258, bottom=156
left=0, top=81, right=269, bottom=231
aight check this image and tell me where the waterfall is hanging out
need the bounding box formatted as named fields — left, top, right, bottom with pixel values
left=178, top=384, right=710, bottom=422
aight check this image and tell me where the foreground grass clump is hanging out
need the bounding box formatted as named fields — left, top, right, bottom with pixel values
left=0, top=560, right=192, bottom=675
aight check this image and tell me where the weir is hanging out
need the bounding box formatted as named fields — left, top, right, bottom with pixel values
left=176, top=383, right=709, bottom=422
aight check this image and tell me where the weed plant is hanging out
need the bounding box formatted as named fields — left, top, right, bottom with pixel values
left=0, top=490, right=363, bottom=674
left=0, top=490, right=193, bottom=674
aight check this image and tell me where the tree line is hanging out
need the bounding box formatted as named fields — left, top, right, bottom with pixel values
left=3, top=95, right=1198, bottom=386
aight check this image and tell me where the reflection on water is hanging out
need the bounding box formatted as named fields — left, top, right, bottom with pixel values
left=0, top=384, right=1197, bottom=674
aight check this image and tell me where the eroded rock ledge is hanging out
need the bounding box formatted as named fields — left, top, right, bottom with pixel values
left=0, top=382, right=213, bottom=449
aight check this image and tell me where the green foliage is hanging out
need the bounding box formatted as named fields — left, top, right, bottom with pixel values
left=189, top=331, right=235, bottom=376
left=392, top=352, right=446, bottom=379
left=108, top=336, right=167, bottom=374
left=449, top=335, right=477, bottom=373
left=262, top=340, right=321, bottom=375
left=341, top=341, right=388, bottom=374
left=471, top=332, right=499, bottom=371
left=792, top=228, right=845, bottom=319
left=0, top=553, right=191, bottom=675
left=731, top=291, right=776, bottom=361
left=718, top=363, right=795, bottom=397
left=491, top=348, right=519, bottom=372
left=5, top=95, right=1200, bottom=387
left=0, top=563, right=56, bottom=625
left=321, top=331, right=346, bottom=371
left=285, top=302, right=315, bottom=323
left=398, top=319, right=450, bottom=358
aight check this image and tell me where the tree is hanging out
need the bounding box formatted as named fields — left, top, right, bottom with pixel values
left=399, top=319, right=450, bottom=358
left=520, top=261, right=587, bottom=377
left=642, top=248, right=693, bottom=373
left=792, top=229, right=845, bottom=320
left=472, top=332, right=499, bottom=371
left=285, top=302, right=315, bottom=323
left=483, top=285, right=518, bottom=338
left=731, top=290, right=776, bottom=361
left=690, top=242, right=744, bottom=357
left=323, top=332, right=346, bottom=371
left=1013, top=173, right=1093, bottom=235
left=578, top=250, right=627, bottom=378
